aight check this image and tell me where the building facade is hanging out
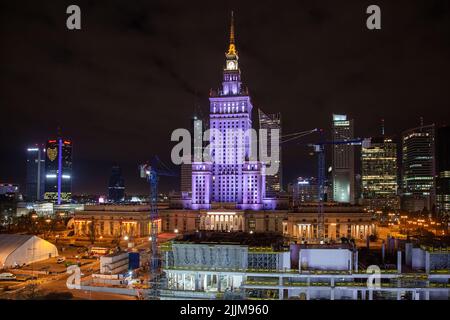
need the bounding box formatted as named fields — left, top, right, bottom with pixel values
left=190, top=14, right=267, bottom=210
left=26, top=144, right=46, bottom=202
left=108, top=166, right=125, bottom=203
left=332, top=114, right=355, bottom=204
left=72, top=205, right=160, bottom=239
left=159, top=205, right=375, bottom=243
left=401, top=124, right=435, bottom=212
left=44, top=137, right=73, bottom=204
left=289, top=177, right=319, bottom=206
left=161, top=234, right=450, bottom=300
left=436, top=125, right=450, bottom=215
left=361, top=136, right=399, bottom=211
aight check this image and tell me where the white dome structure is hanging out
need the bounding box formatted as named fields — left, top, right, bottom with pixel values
left=0, top=234, right=58, bottom=269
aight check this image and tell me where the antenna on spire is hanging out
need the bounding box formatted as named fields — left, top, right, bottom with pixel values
left=381, top=118, right=385, bottom=136
left=226, top=11, right=237, bottom=56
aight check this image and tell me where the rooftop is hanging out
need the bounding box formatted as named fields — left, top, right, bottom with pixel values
left=175, top=231, right=285, bottom=249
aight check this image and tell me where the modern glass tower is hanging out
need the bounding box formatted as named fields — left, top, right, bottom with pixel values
left=436, top=125, right=450, bottom=215
left=401, top=123, right=435, bottom=212
left=108, top=165, right=125, bottom=202
left=331, top=114, right=355, bottom=204
left=191, top=12, right=266, bottom=210
left=44, top=137, right=73, bottom=204
left=26, top=144, right=46, bottom=202
left=258, top=109, right=282, bottom=197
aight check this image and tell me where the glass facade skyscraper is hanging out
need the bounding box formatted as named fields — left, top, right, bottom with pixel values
left=26, top=144, right=46, bottom=202
left=44, top=138, right=73, bottom=204
left=401, top=124, right=435, bottom=212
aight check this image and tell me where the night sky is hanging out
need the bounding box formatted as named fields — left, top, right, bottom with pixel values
left=1, top=0, right=449, bottom=195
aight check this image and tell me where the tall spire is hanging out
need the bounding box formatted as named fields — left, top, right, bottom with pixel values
left=227, top=11, right=237, bottom=56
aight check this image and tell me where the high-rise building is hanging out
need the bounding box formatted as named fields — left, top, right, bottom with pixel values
left=289, top=177, right=318, bottom=205
left=258, top=109, right=282, bottom=197
left=331, top=114, right=355, bottom=204
left=108, top=166, right=125, bottom=203
left=361, top=136, right=399, bottom=211
left=191, top=13, right=266, bottom=210
left=26, top=144, right=45, bottom=202
left=44, top=137, right=73, bottom=204
left=436, top=125, right=450, bottom=215
left=401, top=123, right=435, bottom=213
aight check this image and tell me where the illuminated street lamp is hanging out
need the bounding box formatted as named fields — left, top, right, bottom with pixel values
left=124, top=235, right=129, bottom=241
left=174, top=229, right=179, bottom=234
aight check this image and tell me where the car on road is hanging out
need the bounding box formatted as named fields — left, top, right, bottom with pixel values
left=57, top=257, right=66, bottom=264
left=0, top=273, right=17, bottom=281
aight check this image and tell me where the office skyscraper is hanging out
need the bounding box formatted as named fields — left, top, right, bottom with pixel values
left=436, top=125, right=450, bottom=215
left=44, top=137, right=73, bottom=204
left=401, top=123, right=435, bottom=212
left=361, top=136, right=399, bottom=211
left=180, top=112, right=207, bottom=194
left=26, top=144, right=46, bottom=202
left=108, top=165, right=125, bottom=202
left=258, top=109, right=282, bottom=197
left=331, top=114, right=355, bottom=204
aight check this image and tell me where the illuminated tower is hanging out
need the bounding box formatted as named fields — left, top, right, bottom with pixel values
left=258, top=109, right=282, bottom=197
left=436, top=125, right=450, bottom=215
left=44, top=135, right=73, bottom=204
left=191, top=12, right=266, bottom=210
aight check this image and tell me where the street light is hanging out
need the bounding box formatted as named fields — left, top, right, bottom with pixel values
left=123, top=235, right=129, bottom=241
left=174, top=229, right=179, bottom=234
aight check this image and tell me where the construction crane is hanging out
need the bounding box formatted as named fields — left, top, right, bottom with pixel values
left=309, top=134, right=371, bottom=242
left=139, top=156, right=177, bottom=299
left=281, top=128, right=370, bottom=243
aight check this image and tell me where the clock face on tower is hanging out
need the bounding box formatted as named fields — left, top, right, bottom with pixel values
left=227, top=60, right=236, bottom=70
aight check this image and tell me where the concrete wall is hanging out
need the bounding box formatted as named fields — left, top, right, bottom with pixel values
left=299, top=249, right=352, bottom=271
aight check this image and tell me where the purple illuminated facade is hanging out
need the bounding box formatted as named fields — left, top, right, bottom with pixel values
left=191, top=14, right=270, bottom=210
